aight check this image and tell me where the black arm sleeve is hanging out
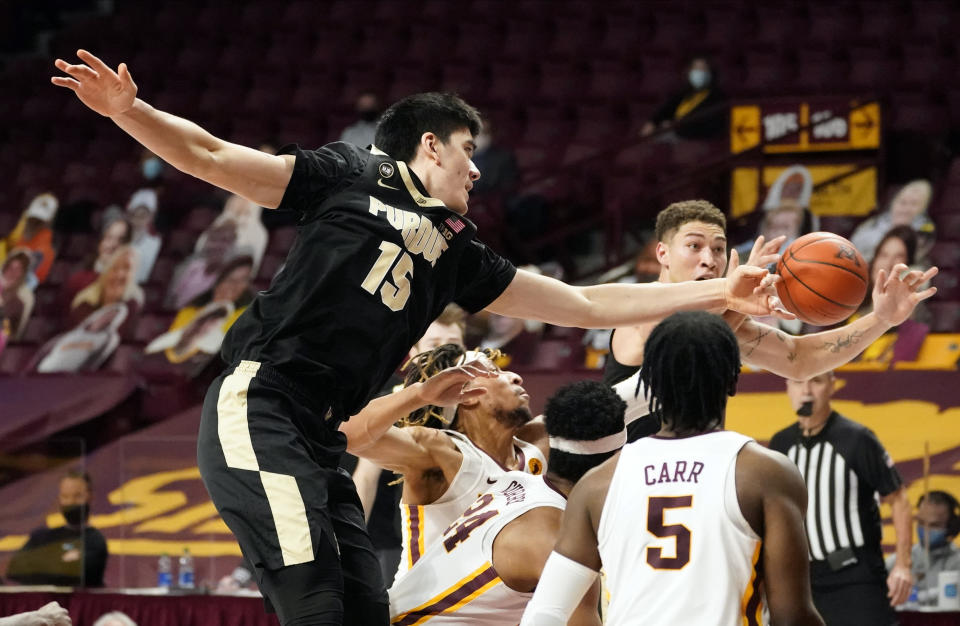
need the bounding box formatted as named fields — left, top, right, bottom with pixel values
left=276, top=143, right=367, bottom=213
left=452, top=239, right=517, bottom=314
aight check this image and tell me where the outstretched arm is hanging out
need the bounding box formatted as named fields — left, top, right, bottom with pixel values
left=52, top=50, right=294, bottom=208
left=488, top=265, right=789, bottom=329
left=340, top=361, right=492, bottom=451
left=737, top=264, right=938, bottom=379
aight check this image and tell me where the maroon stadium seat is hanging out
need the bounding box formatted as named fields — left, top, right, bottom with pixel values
left=929, top=242, right=960, bottom=269
left=0, top=344, right=37, bottom=376
left=931, top=270, right=960, bottom=302
left=935, top=213, right=960, bottom=240
left=928, top=302, right=960, bottom=333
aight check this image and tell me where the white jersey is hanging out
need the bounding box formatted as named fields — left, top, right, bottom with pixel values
left=390, top=471, right=565, bottom=625
left=598, top=430, right=764, bottom=626
left=396, top=430, right=546, bottom=580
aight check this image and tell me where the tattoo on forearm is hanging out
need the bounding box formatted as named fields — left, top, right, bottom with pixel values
left=741, top=327, right=774, bottom=358
left=787, top=351, right=798, bottom=362
left=775, top=331, right=786, bottom=342
left=820, top=330, right=866, bottom=353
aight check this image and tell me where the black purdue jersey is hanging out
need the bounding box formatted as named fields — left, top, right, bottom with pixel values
left=221, top=142, right=516, bottom=418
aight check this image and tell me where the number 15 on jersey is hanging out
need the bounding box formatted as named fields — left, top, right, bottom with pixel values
left=362, top=240, right=414, bottom=311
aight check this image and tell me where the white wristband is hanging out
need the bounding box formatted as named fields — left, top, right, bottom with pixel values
left=519, top=551, right=598, bottom=626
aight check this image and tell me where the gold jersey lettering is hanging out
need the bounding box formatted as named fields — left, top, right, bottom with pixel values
left=369, top=197, right=449, bottom=267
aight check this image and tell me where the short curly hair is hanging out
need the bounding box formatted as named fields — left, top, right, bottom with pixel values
left=544, top=380, right=627, bottom=483
left=655, top=200, right=726, bottom=243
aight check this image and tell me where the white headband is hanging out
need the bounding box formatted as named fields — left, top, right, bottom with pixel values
left=549, top=429, right=627, bottom=455
left=440, top=350, right=485, bottom=424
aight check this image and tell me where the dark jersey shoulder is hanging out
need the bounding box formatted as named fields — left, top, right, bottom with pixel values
left=221, top=143, right=516, bottom=418
left=602, top=329, right=641, bottom=386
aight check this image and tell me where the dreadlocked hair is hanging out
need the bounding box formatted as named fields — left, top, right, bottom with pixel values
left=640, top=311, right=740, bottom=435
left=399, top=344, right=503, bottom=428
left=544, top=380, right=627, bottom=483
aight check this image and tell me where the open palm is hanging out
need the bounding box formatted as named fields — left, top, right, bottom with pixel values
left=51, top=49, right=137, bottom=117
left=873, top=264, right=938, bottom=326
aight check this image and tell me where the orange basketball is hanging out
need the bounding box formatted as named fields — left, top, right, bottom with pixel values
left=775, top=232, right=869, bottom=326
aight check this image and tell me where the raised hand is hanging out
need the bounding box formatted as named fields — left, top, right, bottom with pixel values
left=415, top=359, right=496, bottom=408
left=724, top=264, right=796, bottom=319
left=52, top=50, right=137, bottom=117
left=743, top=234, right=785, bottom=269
left=873, top=263, right=938, bottom=327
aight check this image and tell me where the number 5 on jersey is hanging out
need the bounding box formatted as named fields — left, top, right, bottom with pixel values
left=647, top=495, right=692, bottom=570
left=362, top=241, right=413, bottom=311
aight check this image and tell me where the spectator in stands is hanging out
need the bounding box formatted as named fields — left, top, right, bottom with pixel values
left=165, top=220, right=241, bottom=310
left=471, top=120, right=520, bottom=197
left=195, top=194, right=267, bottom=273
left=145, top=301, right=233, bottom=369
left=736, top=165, right=817, bottom=256
left=888, top=490, right=960, bottom=606
left=0, top=601, right=71, bottom=625
left=0, top=249, right=36, bottom=341
left=1, top=193, right=59, bottom=286
left=61, top=217, right=133, bottom=310
left=6, top=470, right=108, bottom=587
left=69, top=245, right=142, bottom=337
left=126, top=188, right=161, bottom=284
left=167, top=255, right=254, bottom=333
left=141, top=256, right=254, bottom=378
left=848, top=225, right=931, bottom=363
left=34, top=301, right=127, bottom=372
left=851, top=180, right=935, bottom=263
left=736, top=200, right=811, bottom=259
left=139, top=148, right=165, bottom=185
left=339, top=91, right=381, bottom=148
left=641, top=55, right=727, bottom=141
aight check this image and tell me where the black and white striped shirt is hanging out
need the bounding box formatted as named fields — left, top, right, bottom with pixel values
left=770, top=412, right=902, bottom=585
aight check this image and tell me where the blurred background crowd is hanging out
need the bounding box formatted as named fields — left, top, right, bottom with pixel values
left=0, top=0, right=959, bottom=600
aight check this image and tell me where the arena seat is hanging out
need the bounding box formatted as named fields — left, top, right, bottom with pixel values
left=931, top=270, right=960, bottom=302
left=930, top=242, right=960, bottom=269
left=0, top=344, right=37, bottom=376
left=928, top=302, right=960, bottom=333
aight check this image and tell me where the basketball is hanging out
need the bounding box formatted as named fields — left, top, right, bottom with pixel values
left=775, top=232, right=869, bottom=326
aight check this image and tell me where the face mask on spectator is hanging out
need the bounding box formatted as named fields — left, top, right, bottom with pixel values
left=917, top=526, right=949, bottom=549
left=142, top=157, right=164, bottom=180
left=689, top=68, right=710, bottom=90
left=61, top=504, right=90, bottom=527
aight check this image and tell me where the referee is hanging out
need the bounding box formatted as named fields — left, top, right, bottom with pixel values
left=770, top=371, right=913, bottom=626
left=53, top=49, right=790, bottom=625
